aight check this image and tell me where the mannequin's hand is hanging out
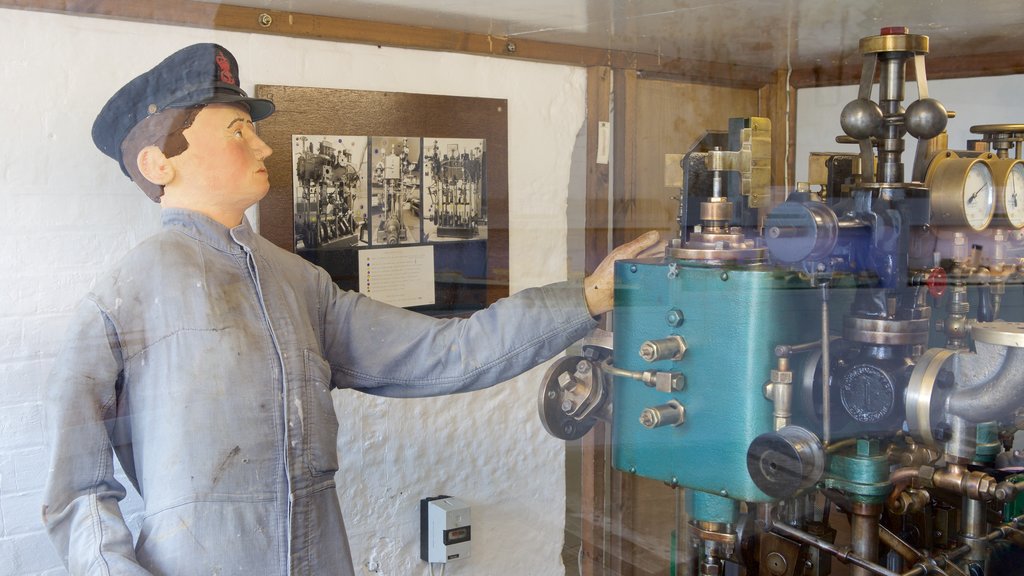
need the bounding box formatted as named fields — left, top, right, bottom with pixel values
left=584, top=231, right=665, bottom=316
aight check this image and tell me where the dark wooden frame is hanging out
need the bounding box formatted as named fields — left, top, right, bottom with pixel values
left=255, top=85, right=509, bottom=312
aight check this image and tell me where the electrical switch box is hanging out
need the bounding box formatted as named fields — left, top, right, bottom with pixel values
left=420, top=495, right=471, bottom=563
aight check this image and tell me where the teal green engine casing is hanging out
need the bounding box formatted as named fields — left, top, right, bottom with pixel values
left=612, top=258, right=812, bottom=503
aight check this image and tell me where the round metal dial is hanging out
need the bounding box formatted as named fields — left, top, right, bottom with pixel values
left=962, top=161, right=996, bottom=230
left=1002, top=162, right=1024, bottom=229
left=926, top=154, right=996, bottom=231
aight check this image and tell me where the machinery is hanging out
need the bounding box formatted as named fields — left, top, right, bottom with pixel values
left=374, top=138, right=416, bottom=245
left=539, top=27, right=1024, bottom=576
left=294, top=137, right=361, bottom=249
left=425, top=140, right=485, bottom=239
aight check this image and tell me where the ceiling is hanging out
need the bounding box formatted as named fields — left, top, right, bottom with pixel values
left=199, top=0, right=1024, bottom=73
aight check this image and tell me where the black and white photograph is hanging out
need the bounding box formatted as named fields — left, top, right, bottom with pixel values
left=423, top=138, right=487, bottom=242
left=369, top=136, right=422, bottom=246
left=292, top=134, right=369, bottom=252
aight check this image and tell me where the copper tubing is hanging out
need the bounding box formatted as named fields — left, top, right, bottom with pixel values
left=889, top=467, right=921, bottom=486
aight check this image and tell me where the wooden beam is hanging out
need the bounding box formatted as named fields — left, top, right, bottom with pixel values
left=584, top=67, right=613, bottom=276
left=612, top=69, right=639, bottom=248
left=759, top=69, right=797, bottom=207
left=0, top=0, right=775, bottom=88
left=790, top=49, right=1024, bottom=88
left=608, top=67, right=639, bottom=576
left=581, top=65, right=612, bottom=576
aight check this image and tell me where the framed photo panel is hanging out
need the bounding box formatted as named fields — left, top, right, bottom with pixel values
left=255, top=86, right=509, bottom=316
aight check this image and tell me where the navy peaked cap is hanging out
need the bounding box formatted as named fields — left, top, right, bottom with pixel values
left=92, top=43, right=275, bottom=176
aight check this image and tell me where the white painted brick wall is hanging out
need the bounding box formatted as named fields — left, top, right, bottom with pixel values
left=1, top=7, right=586, bottom=575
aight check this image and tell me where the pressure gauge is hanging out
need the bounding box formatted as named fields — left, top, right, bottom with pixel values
left=926, top=154, right=996, bottom=231
left=991, top=159, right=1024, bottom=229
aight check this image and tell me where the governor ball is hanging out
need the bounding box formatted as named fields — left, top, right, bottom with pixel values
left=905, top=98, right=949, bottom=139
left=840, top=98, right=884, bottom=140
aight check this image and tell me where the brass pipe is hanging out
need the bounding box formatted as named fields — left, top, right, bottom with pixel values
left=889, top=467, right=921, bottom=486
left=929, top=464, right=998, bottom=501
left=878, top=525, right=923, bottom=564
left=826, top=438, right=859, bottom=454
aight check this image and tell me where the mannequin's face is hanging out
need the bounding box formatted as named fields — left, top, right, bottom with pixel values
left=167, top=103, right=273, bottom=213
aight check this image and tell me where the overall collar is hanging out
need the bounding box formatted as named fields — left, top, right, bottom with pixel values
left=161, top=208, right=257, bottom=254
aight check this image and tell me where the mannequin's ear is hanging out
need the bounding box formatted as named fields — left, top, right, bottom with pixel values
left=136, top=145, right=176, bottom=186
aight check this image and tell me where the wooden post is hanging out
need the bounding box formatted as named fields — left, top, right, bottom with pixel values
left=580, top=65, right=612, bottom=576
left=760, top=68, right=798, bottom=205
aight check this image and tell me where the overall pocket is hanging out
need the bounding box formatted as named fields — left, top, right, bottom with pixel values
left=303, top=349, right=340, bottom=476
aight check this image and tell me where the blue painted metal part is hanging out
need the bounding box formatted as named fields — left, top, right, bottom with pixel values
left=612, top=258, right=812, bottom=503
left=688, top=491, right=739, bottom=524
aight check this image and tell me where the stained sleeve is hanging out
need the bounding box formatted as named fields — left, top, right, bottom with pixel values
left=41, top=298, right=152, bottom=575
left=320, top=273, right=598, bottom=397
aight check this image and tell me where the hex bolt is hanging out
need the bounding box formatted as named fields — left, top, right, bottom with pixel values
left=561, top=399, right=576, bottom=413
left=639, top=342, right=658, bottom=362
left=639, top=401, right=686, bottom=429
left=666, top=308, right=685, bottom=327
left=933, top=422, right=953, bottom=442
left=639, top=408, right=660, bottom=428
left=935, top=368, right=955, bottom=388
left=639, top=335, right=687, bottom=362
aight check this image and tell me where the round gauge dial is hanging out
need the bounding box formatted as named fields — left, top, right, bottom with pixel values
left=963, top=161, right=996, bottom=230
left=1002, top=162, right=1024, bottom=229
left=926, top=154, right=996, bottom=231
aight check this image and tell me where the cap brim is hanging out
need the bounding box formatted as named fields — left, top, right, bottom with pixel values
left=203, top=93, right=276, bottom=122
left=167, top=90, right=275, bottom=122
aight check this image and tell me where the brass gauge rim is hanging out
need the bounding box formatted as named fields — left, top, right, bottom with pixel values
left=970, top=123, right=1024, bottom=136
left=924, top=152, right=996, bottom=231
left=990, top=158, right=1024, bottom=229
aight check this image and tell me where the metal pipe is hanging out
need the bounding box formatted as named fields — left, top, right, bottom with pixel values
left=772, top=356, right=793, bottom=430
left=889, top=467, right=921, bottom=486
left=948, top=347, right=1024, bottom=422
left=962, top=496, right=988, bottom=569
left=768, top=520, right=900, bottom=576
left=599, top=362, right=639, bottom=379
left=775, top=336, right=840, bottom=357
left=826, top=438, right=859, bottom=454
left=821, top=284, right=832, bottom=446
left=900, top=513, right=1024, bottom=576
left=878, top=525, right=922, bottom=564
left=851, top=503, right=883, bottom=576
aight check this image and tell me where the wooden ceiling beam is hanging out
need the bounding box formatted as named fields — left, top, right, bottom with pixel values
left=6, top=0, right=1020, bottom=89
left=790, top=50, right=1024, bottom=89
left=1, top=0, right=775, bottom=88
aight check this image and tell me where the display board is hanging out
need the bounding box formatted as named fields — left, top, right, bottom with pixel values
left=256, top=86, right=509, bottom=316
